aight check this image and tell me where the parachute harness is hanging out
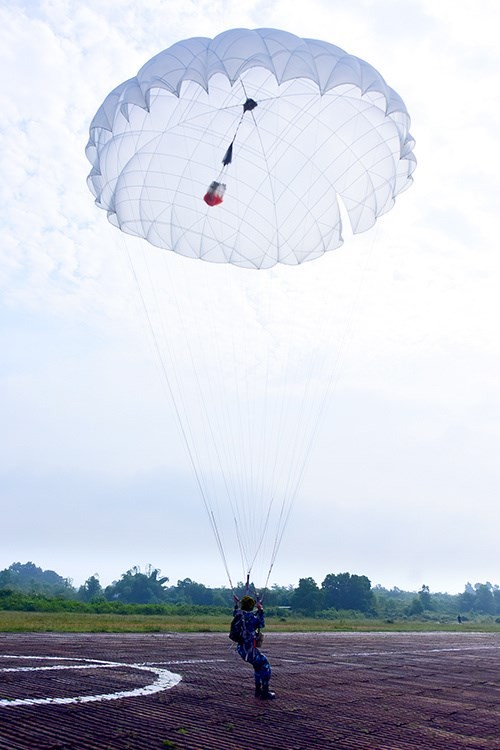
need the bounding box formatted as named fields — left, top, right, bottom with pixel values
left=203, top=97, right=258, bottom=207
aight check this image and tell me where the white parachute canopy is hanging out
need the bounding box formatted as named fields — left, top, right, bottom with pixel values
left=86, top=28, right=415, bottom=270
left=86, top=29, right=415, bottom=587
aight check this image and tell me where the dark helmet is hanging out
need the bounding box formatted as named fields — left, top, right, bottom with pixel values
left=240, top=595, right=256, bottom=611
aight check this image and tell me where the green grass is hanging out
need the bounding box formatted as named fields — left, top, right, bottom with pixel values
left=0, top=610, right=499, bottom=633
left=0, top=611, right=228, bottom=633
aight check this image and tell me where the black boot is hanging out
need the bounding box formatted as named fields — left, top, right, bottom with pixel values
left=260, top=684, right=276, bottom=700
left=255, top=683, right=262, bottom=697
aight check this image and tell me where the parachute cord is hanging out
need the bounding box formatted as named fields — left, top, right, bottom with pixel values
left=123, top=241, right=236, bottom=591
left=248, top=108, right=280, bottom=266
left=159, top=259, right=249, bottom=573
left=122, top=92, right=376, bottom=597
left=261, top=562, right=274, bottom=600
left=210, top=511, right=235, bottom=592
left=265, top=225, right=380, bottom=581
left=234, top=517, right=249, bottom=579
left=143, top=245, right=258, bottom=588
left=246, top=496, right=275, bottom=576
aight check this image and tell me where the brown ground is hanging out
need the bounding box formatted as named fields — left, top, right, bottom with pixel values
left=1, top=631, right=499, bottom=749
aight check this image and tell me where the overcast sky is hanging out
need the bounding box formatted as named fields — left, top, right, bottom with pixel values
left=1, top=0, right=500, bottom=595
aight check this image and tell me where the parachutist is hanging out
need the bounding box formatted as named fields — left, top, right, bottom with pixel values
left=230, top=595, right=275, bottom=700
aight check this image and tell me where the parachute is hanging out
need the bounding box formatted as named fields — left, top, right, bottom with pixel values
left=86, top=28, right=415, bottom=270
left=86, top=29, right=415, bottom=588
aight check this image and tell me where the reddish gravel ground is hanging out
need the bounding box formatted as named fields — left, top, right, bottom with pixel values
left=1, top=631, right=499, bottom=749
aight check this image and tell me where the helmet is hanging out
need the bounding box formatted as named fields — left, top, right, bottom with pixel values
left=240, top=596, right=256, bottom=611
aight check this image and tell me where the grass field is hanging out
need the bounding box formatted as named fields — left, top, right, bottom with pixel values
left=1, top=610, right=499, bottom=633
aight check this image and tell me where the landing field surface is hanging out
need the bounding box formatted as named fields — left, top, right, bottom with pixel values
left=1, top=631, right=499, bottom=749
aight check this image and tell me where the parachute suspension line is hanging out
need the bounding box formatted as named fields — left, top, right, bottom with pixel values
left=231, top=99, right=293, bottom=581
left=227, top=90, right=354, bottom=584
left=254, top=269, right=309, bottom=579
left=161, top=258, right=266, bottom=589
left=203, top=75, right=284, bottom=582
left=243, top=92, right=329, bottom=562
left=208, top=510, right=236, bottom=593
left=127, top=125, right=246, bottom=588
left=212, top=241, right=278, bottom=581
left=158, top=258, right=250, bottom=571
left=264, top=94, right=337, bottom=528
left=266, top=225, right=381, bottom=581
left=152, top=232, right=266, bottom=585
left=122, top=239, right=236, bottom=591
left=246, top=108, right=380, bottom=584
left=234, top=517, right=248, bottom=579
left=245, top=100, right=281, bottom=267
left=242, top=93, right=362, bottom=582
left=226, top=318, right=260, bottom=585
left=113, top=135, right=239, bottom=583
left=266, top=93, right=325, bottom=260
left=129, top=85, right=375, bottom=597
left=256, top=270, right=280, bottom=554
left=196, top=263, right=260, bottom=580
left=239, top=264, right=294, bottom=583
left=245, top=494, right=276, bottom=580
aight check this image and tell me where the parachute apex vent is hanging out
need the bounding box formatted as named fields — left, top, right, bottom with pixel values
left=243, top=98, right=258, bottom=113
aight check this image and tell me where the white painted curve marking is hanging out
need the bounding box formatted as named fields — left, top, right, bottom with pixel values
left=0, top=655, right=181, bottom=708
left=343, top=644, right=500, bottom=657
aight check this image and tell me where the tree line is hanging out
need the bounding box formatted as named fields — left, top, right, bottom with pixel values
left=1, top=562, right=500, bottom=619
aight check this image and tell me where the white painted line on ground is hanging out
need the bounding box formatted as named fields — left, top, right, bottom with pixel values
left=343, top=645, right=500, bottom=658
left=157, top=658, right=227, bottom=665
left=0, top=655, right=181, bottom=708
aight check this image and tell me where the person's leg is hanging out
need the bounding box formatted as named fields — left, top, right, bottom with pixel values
left=237, top=644, right=262, bottom=695
left=253, top=650, right=274, bottom=699
left=254, top=673, right=262, bottom=697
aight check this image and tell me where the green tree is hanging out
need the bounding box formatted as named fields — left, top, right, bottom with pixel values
left=266, top=584, right=294, bottom=607
left=322, top=572, right=374, bottom=613
left=493, top=586, right=500, bottom=615
left=458, top=583, right=476, bottom=613
left=418, top=584, right=433, bottom=611
left=474, top=583, right=495, bottom=614
left=1, top=562, right=74, bottom=596
left=291, top=577, right=322, bottom=615
left=373, top=585, right=414, bottom=618
left=78, top=575, right=103, bottom=602
left=174, top=578, right=214, bottom=605
left=105, top=565, right=169, bottom=604
left=407, top=596, right=424, bottom=616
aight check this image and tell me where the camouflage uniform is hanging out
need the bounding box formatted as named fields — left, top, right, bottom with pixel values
left=233, top=605, right=272, bottom=696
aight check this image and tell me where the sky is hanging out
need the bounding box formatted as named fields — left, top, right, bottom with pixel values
left=1, top=0, right=500, bottom=595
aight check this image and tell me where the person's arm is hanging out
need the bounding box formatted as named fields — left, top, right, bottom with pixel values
left=233, top=594, right=240, bottom=617
left=256, top=602, right=265, bottom=629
